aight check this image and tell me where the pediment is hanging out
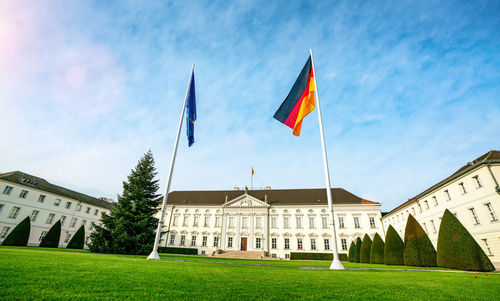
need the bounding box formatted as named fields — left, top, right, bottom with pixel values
left=224, top=194, right=269, bottom=208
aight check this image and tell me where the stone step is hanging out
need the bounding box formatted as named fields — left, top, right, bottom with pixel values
left=214, top=250, right=267, bottom=259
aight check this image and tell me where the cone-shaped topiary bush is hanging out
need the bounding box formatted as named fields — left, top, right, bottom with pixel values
left=354, top=237, right=362, bottom=263
left=404, top=214, right=436, bottom=267
left=39, top=220, right=61, bottom=248
left=437, top=209, right=494, bottom=271
left=1, top=216, right=31, bottom=246
left=370, top=233, right=385, bottom=264
left=384, top=225, right=404, bottom=265
left=348, top=241, right=356, bottom=262
left=360, top=234, right=372, bottom=263
left=67, top=225, right=85, bottom=249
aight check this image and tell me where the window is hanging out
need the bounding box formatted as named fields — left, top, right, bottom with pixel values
left=215, top=216, right=221, bottom=227
left=430, top=220, right=437, bottom=233
left=432, top=196, right=438, bottom=206
left=227, top=216, right=234, bottom=228
left=60, top=216, right=66, bottom=226
left=482, top=239, right=493, bottom=256
left=324, top=239, right=330, bottom=250
left=81, top=219, right=87, bottom=227
left=422, top=222, right=428, bottom=234
left=256, top=237, right=262, bottom=249
left=39, top=231, right=48, bottom=241
left=213, top=237, right=219, bottom=247
left=89, top=222, right=95, bottom=231
left=424, top=200, right=429, bottom=209
left=367, top=217, right=375, bottom=228
left=271, top=254, right=277, bottom=258
left=322, top=217, right=328, bottom=229
left=9, top=207, right=21, bottom=218
left=31, top=210, right=39, bottom=221
left=94, top=209, right=99, bottom=216
left=173, top=216, right=179, bottom=226
left=296, top=217, right=302, bottom=228
left=242, top=217, right=247, bottom=228
left=271, top=217, right=277, bottom=228
left=228, top=237, right=233, bottom=248
left=183, top=216, right=189, bottom=226
left=309, top=217, right=315, bottom=228
left=191, top=236, right=197, bottom=246
left=283, top=217, right=289, bottom=228
left=297, top=238, right=303, bottom=250
left=202, top=236, right=207, bottom=246
left=0, top=204, right=4, bottom=213
left=0, top=227, right=10, bottom=239
left=272, top=238, right=277, bottom=249
left=256, top=217, right=262, bottom=228
left=341, top=238, right=347, bottom=250
left=85, top=236, right=90, bottom=245
left=86, top=207, right=91, bottom=214
left=3, top=186, right=13, bottom=195
left=459, top=182, right=467, bottom=194
left=38, top=195, right=46, bottom=203
left=311, top=238, right=316, bottom=250
left=201, top=251, right=206, bottom=255
left=64, top=233, right=71, bottom=243
left=65, top=202, right=72, bottom=209
left=354, top=217, right=360, bottom=228
left=444, top=190, right=451, bottom=201
left=472, top=175, right=482, bottom=188
left=204, top=216, right=210, bottom=227
left=76, top=204, right=82, bottom=211
left=469, top=207, right=480, bottom=225
left=417, top=203, right=422, bottom=213
left=46, top=213, right=55, bottom=224
left=193, top=216, right=199, bottom=227
left=285, top=254, right=290, bottom=259
left=70, top=217, right=77, bottom=227
left=19, top=190, right=28, bottom=199
left=484, top=203, right=498, bottom=221
left=284, top=238, right=290, bottom=249
left=169, top=234, right=175, bottom=245
left=54, top=199, right=61, bottom=206
left=411, top=207, right=416, bottom=215
left=180, top=235, right=186, bottom=246
left=338, top=217, right=345, bottom=228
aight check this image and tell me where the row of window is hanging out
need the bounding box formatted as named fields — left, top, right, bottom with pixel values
left=2, top=186, right=100, bottom=216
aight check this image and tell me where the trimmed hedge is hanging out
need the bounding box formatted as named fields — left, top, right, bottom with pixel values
left=370, top=233, right=385, bottom=264
left=290, top=252, right=348, bottom=261
left=67, top=225, right=85, bottom=249
left=404, top=214, right=436, bottom=267
left=384, top=225, right=404, bottom=265
left=1, top=216, right=31, bottom=246
left=360, top=234, right=372, bottom=263
left=39, top=220, right=61, bottom=248
left=158, top=247, right=198, bottom=255
left=348, top=241, right=356, bottom=262
left=354, top=237, right=362, bottom=263
left=437, top=209, right=495, bottom=272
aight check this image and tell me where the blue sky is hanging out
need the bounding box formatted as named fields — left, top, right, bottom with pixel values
left=1, top=0, right=499, bottom=211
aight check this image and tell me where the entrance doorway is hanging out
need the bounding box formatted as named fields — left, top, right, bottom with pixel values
left=240, top=237, right=247, bottom=251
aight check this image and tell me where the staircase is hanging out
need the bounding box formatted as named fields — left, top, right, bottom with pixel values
left=214, top=250, right=267, bottom=259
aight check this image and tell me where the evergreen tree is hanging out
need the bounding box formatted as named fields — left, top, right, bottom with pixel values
left=89, top=150, right=160, bottom=255
left=437, top=209, right=494, bottom=271
left=354, top=237, right=362, bottom=263
left=67, top=225, right=85, bottom=249
left=39, top=220, right=61, bottom=248
left=348, top=241, right=356, bottom=262
left=2, top=216, right=31, bottom=246
left=404, top=214, right=437, bottom=267
left=360, top=234, right=372, bottom=263
left=384, top=225, right=404, bottom=265
left=370, top=233, right=385, bottom=264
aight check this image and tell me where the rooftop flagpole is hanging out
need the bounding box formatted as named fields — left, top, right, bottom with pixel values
left=310, top=49, right=345, bottom=270
left=147, top=64, right=195, bottom=260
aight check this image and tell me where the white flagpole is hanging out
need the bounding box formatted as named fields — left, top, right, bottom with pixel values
left=310, top=49, right=345, bottom=270
left=147, top=64, right=195, bottom=260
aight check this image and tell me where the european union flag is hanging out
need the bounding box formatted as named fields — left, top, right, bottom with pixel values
left=186, top=71, right=196, bottom=147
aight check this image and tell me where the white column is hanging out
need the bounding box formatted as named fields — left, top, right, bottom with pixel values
left=235, top=214, right=241, bottom=250
left=264, top=213, right=269, bottom=253
left=221, top=214, right=227, bottom=250
left=249, top=213, right=254, bottom=251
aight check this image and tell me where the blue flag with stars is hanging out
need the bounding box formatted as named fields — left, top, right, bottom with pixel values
left=186, top=71, right=196, bottom=147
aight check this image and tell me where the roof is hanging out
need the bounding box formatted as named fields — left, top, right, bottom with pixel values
left=386, top=150, right=500, bottom=216
left=0, top=171, right=114, bottom=210
left=159, top=188, right=379, bottom=206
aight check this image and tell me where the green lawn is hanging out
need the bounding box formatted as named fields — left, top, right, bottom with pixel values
left=1, top=248, right=498, bottom=300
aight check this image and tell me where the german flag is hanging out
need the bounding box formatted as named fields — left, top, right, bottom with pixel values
left=274, top=55, right=315, bottom=136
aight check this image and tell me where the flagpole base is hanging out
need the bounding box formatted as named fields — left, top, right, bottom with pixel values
left=329, top=259, right=345, bottom=270
left=147, top=250, right=160, bottom=260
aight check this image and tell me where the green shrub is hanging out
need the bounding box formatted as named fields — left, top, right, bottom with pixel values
left=360, top=234, right=372, bottom=263
left=384, top=225, right=404, bottom=265
left=370, top=233, right=385, bottom=264
left=67, top=225, right=85, bottom=249
left=1, top=216, right=31, bottom=246
left=158, top=247, right=198, bottom=255
left=39, top=220, right=61, bottom=248
left=348, top=241, right=356, bottom=262
left=437, top=209, right=494, bottom=272
left=290, top=252, right=348, bottom=261
left=404, top=214, right=436, bottom=267
left=354, top=237, right=362, bottom=263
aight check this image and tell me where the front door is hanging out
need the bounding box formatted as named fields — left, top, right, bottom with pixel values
left=240, top=237, right=247, bottom=251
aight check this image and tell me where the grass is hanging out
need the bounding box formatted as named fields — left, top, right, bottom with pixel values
left=1, top=248, right=499, bottom=300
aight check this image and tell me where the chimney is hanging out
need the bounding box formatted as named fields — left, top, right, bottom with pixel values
left=264, top=194, right=268, bottom=203
left=245, top=186, right=248, bottom=194
left=234, top=187, right=239, bottom=191
left=265, top=186, right=271, bottom=190
left=225, top=193, right=228, bottom=203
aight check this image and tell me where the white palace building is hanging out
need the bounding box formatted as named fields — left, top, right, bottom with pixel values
left=0, top=171, right=113, bottom=247
left=156, top=187, right=383, bottom=259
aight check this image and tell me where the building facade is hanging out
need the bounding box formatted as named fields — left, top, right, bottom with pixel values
left=0, top=171, right=114, bottom=247
left=156, top=187, right=383, bottom=259
left=381, top=150, right=500, bottom=265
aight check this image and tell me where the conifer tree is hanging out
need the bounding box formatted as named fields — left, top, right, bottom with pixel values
left=404, top=214, right=436, bottom=267
left=39, top=220, right=61, bottom=248
left=67, top=225, right=85, bottom=249
left=1, top=216, right=31, bottom=246
left=384, top=225, right=404, bottom=265
left=348, top=241, right=356, bottom=262
left=370, top=233, right=385, bottom=264
left=360, top=234, right=372, bottom=263
left=89, top=150, right=160, bottom=255
left=354, top=237, right=362, bottom=263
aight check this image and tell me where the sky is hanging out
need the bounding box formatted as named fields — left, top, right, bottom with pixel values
left=1, top=0, right=499, bottom=211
